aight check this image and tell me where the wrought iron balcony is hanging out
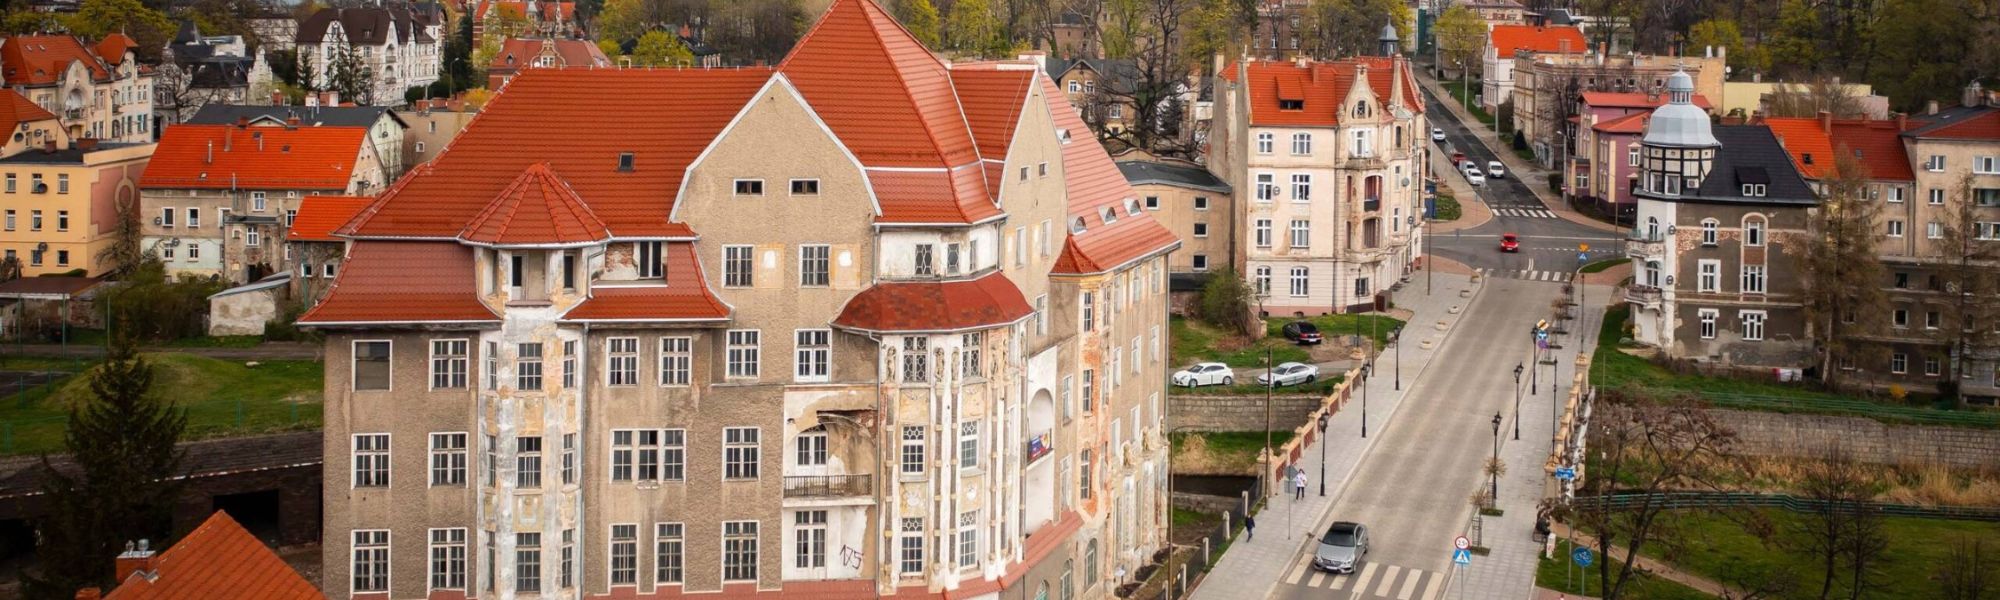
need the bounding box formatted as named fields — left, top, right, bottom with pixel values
left=782, top=474, right=872, bottom=498
left=1363, top=197, right=1381, bottom=212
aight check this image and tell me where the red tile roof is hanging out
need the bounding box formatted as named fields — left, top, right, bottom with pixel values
left=1488, top=25, right=1587, bottom=57
left=1915, top=109, right=2000, bottom=140
left=0, top=35, right=114, bottom=86
left=458, top=162, right=612, bottom=245
left=488, top=38, right=609, bottom=72
left=298, top=242, right=498, bottom=324
left=1037, top=75, right=1178, bottom=274
left=288, top=195, right=375, bottom=242
left=1592, top=111, right=1649, bottom=134
left=1765, top=117, right=1915, bottom=181
left=952, top=66, right=1036, bottom=158
left=832, top=271, right=1032, bottom=333
left=100, top=511, right=323, bottom=600
left=139, top=124, right=367, bottom=191
left=0, top=89, right=56, bottom=133
left=1222, top=58, right=1424, bottom=128
left=1579, top=92, right=1713, bottom=111
left=562, top=243, right=728, bottom=322
left=780, top=0, right=980, bottom=169
left=340, top=68, right=769, bottom=239
left=869, top=167, right=1003, bottom=225
left=1761, top=117, right=1836, bottom=179
left=95, top=33, right=136, bottom=66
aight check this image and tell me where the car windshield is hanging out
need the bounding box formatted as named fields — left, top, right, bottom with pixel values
left=1322, top=527, right=1360, bottom=546
left=1504, top=234, right=1517, bottom=241
left=1296, top=323, right=1317, bottom=332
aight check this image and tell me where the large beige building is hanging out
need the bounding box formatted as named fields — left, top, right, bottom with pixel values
left=1118, top=159, right=1234, bottom=276
left=298, top=2, right=1180, bottom=599
left=0, top=90, right=152, bottom=277
left=0, top=34, right=156, bottom=143
left=1209, top=50, right=1428, bottom=316
left=1511, top=48, right=1725, bottom=167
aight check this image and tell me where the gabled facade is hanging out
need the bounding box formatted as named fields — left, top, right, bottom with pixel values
left=486, top=38, right=611, bottom=89
left=1565, top=91, right=1713, bottom=217
left=299, top=1, right=1178, bottom=599
left=1511, top=49, right=1726, bottom=167
left=1479, top=24, right=1586, bottom=112
left=1210, top=54, right=1428, bottom=316
left=296, top=3, right=445, bottom=105
left=0, top=34, right=156, bottom=143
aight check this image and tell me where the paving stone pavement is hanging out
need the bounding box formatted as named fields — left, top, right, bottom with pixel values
left=1189, top=272, right=1485, bottom=600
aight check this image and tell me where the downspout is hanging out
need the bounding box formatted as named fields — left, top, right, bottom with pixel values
left=865, top=330, right=889, bottom=599
left=578, top=321, right=590, bottom=600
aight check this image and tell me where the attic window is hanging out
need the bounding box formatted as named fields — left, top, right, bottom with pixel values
left=1278, top=99, right=1304, bottom=110
left=1057, top=128, right=1073, bottom=144
left=617, top=152, right=635, bottom=172
left=1070, top=217, right=1087, bottom=234
left=1124, top=198, right=1140, bottom=216
left=1099, top=206, right=1118, bottom=224
left=1801, top=153, right=1813, bottom=165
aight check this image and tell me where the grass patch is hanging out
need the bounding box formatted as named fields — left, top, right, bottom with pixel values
left=1171, top=507, right=1214, bottom=528
left=1580, top=257, right=1628, bottom=274
left=1172, top=317, right=1311, bottom=369
left=1441, top=80, right=1496, bottom=127
left=164, top=335, right=266, bottom=348
left=1267, top=314, right=1406, bottom=349
left=1538, top=537, right=1714, bottom=600
left=1657, top=510, right=2000, bottom=599
left=1432, top=189, right=1462, bottom=221
left=1171, top=430, right=1297, bottom=475
left=0, top=353, right=323, bottom=455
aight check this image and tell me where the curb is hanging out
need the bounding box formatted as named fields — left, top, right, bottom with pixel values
left=1414, top=74, right=1619, bottom=234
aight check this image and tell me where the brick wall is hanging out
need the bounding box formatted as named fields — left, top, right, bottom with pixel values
left=1714, top=409, right=2000, bottom=469
left=1169, top=395, right=1327, bottom=432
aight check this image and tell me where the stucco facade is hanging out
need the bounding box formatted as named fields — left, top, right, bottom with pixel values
left=0, top=140, right=151, bottom=276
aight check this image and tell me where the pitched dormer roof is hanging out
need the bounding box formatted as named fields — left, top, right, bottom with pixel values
left=458, top=162, right=611, bottom=246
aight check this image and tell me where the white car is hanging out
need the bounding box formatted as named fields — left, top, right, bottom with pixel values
left=1257, top=362, right=1321, bottom=387
left=1172, top=362, right=1236, bottom=387
left=1431, top=128, right=1446, bottom=142
left=1463, top=164, right=1485, bottom=186
left=1487, top=161, right=1506, bottom=179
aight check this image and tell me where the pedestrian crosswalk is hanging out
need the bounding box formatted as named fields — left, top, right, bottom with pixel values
left=1491, top=207, right=1559, bottom=219
left=1279, top=559, right=1446, bottom=600
left=1474, top=268, right=1575, bottom=283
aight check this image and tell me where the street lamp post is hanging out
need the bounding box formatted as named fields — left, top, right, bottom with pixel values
left=1360, top=364, right=1372, bottom=438
left=1392, top=326, right=1403, bottom=390
left=1512, top=362, right=1524, bottom=441
left=1317, top=412, right=1329, bottom=496
left=1490, top=412, right=1503, bottom=503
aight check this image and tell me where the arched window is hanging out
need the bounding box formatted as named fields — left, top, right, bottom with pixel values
left=1645, top=260, right=1662, bottom=288
left=1084, top=540, right=1100, bottom=590
left=1646, top=216, right=1660, bottom=241
left=1743, top=216, right=1766, bottom=247
left=1700, top=219, right=1718, bottom=246
left=1061, top=559, right=1075, bottom=600
left=1353, top=100, right=1369, bottom=118
left=1035, top=581, right=1050, bottom=600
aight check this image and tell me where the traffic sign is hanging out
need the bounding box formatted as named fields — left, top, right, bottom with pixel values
left=1555, top=467, right=1577, bottom=481
left=1573, top=547, right=1594, bottom=567
left=1454, top=536, right=1470, bottom=550
left=1578, top=252, right=1590, bottom=262
left=1453, top=549, right=1473, bottom=565
left=1579, top=243, right=1589, bottom=252
left=1536, top=320, right=1549, bottom=331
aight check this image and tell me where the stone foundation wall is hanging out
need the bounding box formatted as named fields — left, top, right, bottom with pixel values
left=1169, top=395, right=1326, bottom=432
left=1712, top=408, right=2000, bottom=469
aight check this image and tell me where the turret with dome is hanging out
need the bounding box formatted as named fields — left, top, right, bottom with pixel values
left=1636, top=68, right=1718, bottom=197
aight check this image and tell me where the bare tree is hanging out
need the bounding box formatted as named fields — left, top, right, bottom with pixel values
left=1784, top=443, right=1884, bottom=600
left=1085, top=0, right=1202, bottom=156
left=1934, top=171, right=2000, bottom=407
left=1939, top=537, right=1997, bottom=600
left=1790, top=150, right=1888, bottom=386
left=1561, top=390, right=1736, bottom=600
left=1763, top=78, right=1870, bottom=119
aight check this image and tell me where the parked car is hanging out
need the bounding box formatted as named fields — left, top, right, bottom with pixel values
left=1487, top=161, right=1506, bottom=179
left=1172, top=362, right=1235, bottom=387
left=1450, top=150, right=1467, bottom=165
left=1500, top=232, right=1520, bottom=252
left=1281, top=320, right=1323, bottom=345
left=1257, top=362, right=1321, bottom=387
left=1313, top=521, right=1370, bottom=573
left=1431, top=127, right=1446, bottom=142
left=1463, top=164, right=1485, bottom=186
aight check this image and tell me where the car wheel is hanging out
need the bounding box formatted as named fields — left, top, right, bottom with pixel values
left=1306, top=375, right=1316, bottom=383
left=1222, top=376, right=1234, bottom=386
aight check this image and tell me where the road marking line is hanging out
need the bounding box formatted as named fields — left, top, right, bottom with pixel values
left=1397, top=569, right=1422, bottom=600
left=1328, top=572, right=1350, bottom=590
left=1309, top=570, right=1329, bottom=588
left=1375, top=565, right=1403, bottom=596
left=1286, top=559, right=1311, bottom=584
left=1353, top=563, right=1380, bottom=597
left=1419, top=572, right=1444, bottom=600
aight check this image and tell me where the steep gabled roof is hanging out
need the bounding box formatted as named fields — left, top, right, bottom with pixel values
left=1488, top=25, right=1587, bottom=57
left=1, top=35, right=114, bottom=86
left=1591, top=111, right=1650, bottom=134
left=832, top=271, right=1032, bottom=333
left=1036, top=75, right=1178, bottom=274
left=458, top=162, right=612, bottom=246
left=288, top=195, right=375, bottom=242
left=339, top=68, right=770, bottom=239
left=779, top=0, right=980, bottom=169
left=139, top=124, right=367, bottom=191
left=298, top=242, right=498, bottom=324
left=94, top=33, right=136, bottom=66
left=1224, top=58, right=1423, bottom=128
left=1761, top=117, right=1836, bottom=179
left=0, top=89, right=57, bottom=133
left=489, top=38, right=609, bottom=71
left=952, top=66, right=1036, bottom=159
left=100, top=511, right=324, bottom=600
left=562, top=243, right=728, bottom=322
left=1765, top=117, right=1916, bottom=182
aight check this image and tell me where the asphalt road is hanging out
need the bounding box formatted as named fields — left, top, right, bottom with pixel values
left=1420, top=91, right=1623, bottom=282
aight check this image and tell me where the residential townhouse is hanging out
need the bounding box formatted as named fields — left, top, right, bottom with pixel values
left=185, top=104, right=410, bottom=180
left=1479, top=24, right=1586, bottom=113
left=486, top=38, right=611, bottom=90
left=0, top=91, right=153, bottom=276
left=0, top=34, right=156, bottom=143
left=397, top=98, right=476, bottom=172
left=1047, top=58, right=1140, bottom=137
left=156, top=21, right=277, bottom=126
left=1510, top=48, right=1725, bottom=167
left=1209, top=49, right=1428, bottom=316
left=297, top=3, right=1179, bottom=600
left=473, top=0, right=579, bottom=47
left=1461, top=0, right=1529, bottom=26
left=1117, top=159, right=1235, bottom=281
left=1625, top=71, right=1820, bottom=368
left=1565, top=91, right=1714, bottom=219
left=296, top=3, right=445, bottom=105
left=138, top=120, right=388, bottom=283
left=286, top=194, right=373, bottom=308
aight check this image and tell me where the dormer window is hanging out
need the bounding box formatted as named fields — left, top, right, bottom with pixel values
left=1123, top=198, right=1140, bottom=216
left=1100, top=207, right=1117, bottom=225
left=1070, top=217, right=1087, bottom=234
left=1741, top=184, right=1766, bottom=197
left=1278, top=99, right=1303, bottom=110
left=1353, top=101, right=1370, bottom=118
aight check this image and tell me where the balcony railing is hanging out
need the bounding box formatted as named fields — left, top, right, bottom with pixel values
left=783, top=474, right=872, bottom=498
left=1626, top=228, right=1666, bottom=258
left=1362, top=197, right=1381, bottom=212
left=1625, top=285, right=1663, bottom=310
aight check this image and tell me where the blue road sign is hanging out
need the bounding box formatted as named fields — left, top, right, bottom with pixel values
left=1453, top=549, right=1473, bottom=565
left=1573, top=547, right=1594, bottom=567
left=1555, top=467, right=1577, bottom=481
left=1578, top=252, right=1589, bottom=262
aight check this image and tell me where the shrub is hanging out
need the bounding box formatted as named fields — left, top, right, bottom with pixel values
left=98, top=258, right=226, bottom=342
left=1197, top=267, right=1253, bottom=336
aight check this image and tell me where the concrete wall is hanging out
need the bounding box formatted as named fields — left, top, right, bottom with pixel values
left=208, top=284, right=280, bottom=336
left=1167, top=395, right=1326, bottom=432
left=1713, top=408, right=2000, bottom=470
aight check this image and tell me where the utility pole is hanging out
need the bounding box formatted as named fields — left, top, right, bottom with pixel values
left=1512, top=362, right=1523, bottom=441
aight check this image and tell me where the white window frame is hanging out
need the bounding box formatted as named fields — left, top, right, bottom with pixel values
left=722, top=521, right=760, bottom=582
left=727, top=330, right=761, bottom=379
left=1255, top=132, right=1274, bottom=154
left=429, top=339, right=468, bottom=390
left=794, top=329, right=830, bottom=383
left=429, top=432, right=467, bottom=487
left=1289, top=267, right=1309, bottom=297
left=352, top=339, right=392, bottom=391
left=1289, top=219, right=1309, bottom=248
left=607, top=337, right=639, bottom=386
left=723, top=427, right=761, bottom=480
left=1254, top=219, right=1272, bottom=248
left=352, top=433, right=390, bottom=488
left=1290, top=132, right=1311, bottom=155
left=1741, top=310, right=1767, bottom=341
left=352, top=530, right=391, bottom=594
left=1741, top=264, right=1767, bottom=294
left=1290, top=173, right=1312, bottom=202
left=1697, top=260, right=1720, bottom=293
left=427, top=528, right=467, bottom=592
left=658, top=336, right=691, bottom=386
left=1698, top=309, right=1718, bottom=339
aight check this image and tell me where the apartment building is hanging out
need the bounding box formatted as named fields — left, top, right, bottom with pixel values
left=185, top=104, right=409, bottom=180
left=397, top=98, right=476, bottom=172
left=1511, top=49, right=1725, bottom=167
left=1625, top=71, right=1819, bottom=367
left=0, top=34, right=156, bottom=143
left=138, top=120, right=387, bottom=283
left=1479, top=24, right=1586, bottom=112
left=0, top=92, right=153, bottom=276
left=1118, top=159, right=1234, bottom=279
left=298, top=2, right=1179, bottom=599
left=1209, top=46, right=1428, bottom=316
left=1565, top=91, right=1713, bottom=218
left=296, top=2, right=445, bottom=105
left=486, top=38, right=611, bottom=90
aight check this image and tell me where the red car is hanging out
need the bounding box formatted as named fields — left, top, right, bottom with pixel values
left=1500, top=233, right=1520, bottom=252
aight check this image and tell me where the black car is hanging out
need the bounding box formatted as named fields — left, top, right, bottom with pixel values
left=1281, top=321, right=1323, bottom=345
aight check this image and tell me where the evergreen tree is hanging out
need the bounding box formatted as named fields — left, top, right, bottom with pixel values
left=326, top=44, right=374, bottom=105
left=22, top=333, right=184, bottom=598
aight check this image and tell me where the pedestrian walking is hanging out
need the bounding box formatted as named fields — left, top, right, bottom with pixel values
left=1244, top=514, right=1256, bottom=540
left=1294, top=471, right=1308, bottom=499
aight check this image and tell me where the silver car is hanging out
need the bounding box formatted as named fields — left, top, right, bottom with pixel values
left=1256, top=362, right=1320, bottom=387
left=1313, top=521, right=1369, bottom=573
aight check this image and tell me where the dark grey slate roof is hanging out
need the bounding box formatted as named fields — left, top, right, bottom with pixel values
left=297, top=3, right=434, bottom=46
left=1677, top=125, right=1819, bottom=206
left=1117, top=160, right=1232, bottom=193
left=1903, top=104, right=1998, bottom=138
left=1053, top=57, right=1141, bottom=95
left=187, top=104, right=408, bottom=129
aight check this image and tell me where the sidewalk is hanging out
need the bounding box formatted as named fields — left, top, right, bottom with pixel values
left=1191, top=272, right=1486, bottom=600
left=1446, top=282, right=1609, bottom=600
left=1414, top=73, right=1616, bottom=235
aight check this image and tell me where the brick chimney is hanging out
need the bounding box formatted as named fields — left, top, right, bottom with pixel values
left=1818, top=110, right=1832, bottom=134
left=74, top=588, right=99, bottom=600
left=1895, top=111, right=1909, bottom=131
left=75, top=138, right=96, bottom=151
left=236, top=115, right=249, bottom=128
left=114, top=539, right=158, bottom=583
left=1926, top=100, right=1941, bottom=115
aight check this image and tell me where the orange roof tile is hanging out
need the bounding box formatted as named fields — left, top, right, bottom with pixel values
left=1592, top=111, right=1650, bottom=134
left=832, top=271, right=1032, bottom=333
left=340, top=68, right=770, bottom=239
left=1223, top=58, right=1423, bottom=128
left=563, top=243, right=728, bottom=322
left=298, top=242, right=498, bottom=324
left=488, top=37, right=609, bottom=72
left=1915, top=109, right=2000, bottom=140
left=1762, top=117, right=1836, bottom=179
left=1488, top=25, right=1587, bottom=57
left=100, top=511, right=323, bottom=600
left=0, top=89, right=56, bottom=132
left=869, top=167, right=1004, bottom=225
left=951, top=66, right=1035, bottom=159
left=458, top=162, right=612, bottom=245
left=780, top=0, right=981, bottom=169
left=0, top=35, right=114, bottom=86
left=1579, top=92, right=1713, bottom=111
left=140, top=124, right=366, bottom=191
left=1829, top=121, right=1913, bottom=181
left=1036, top=75, right=1178, bottom=274
left=95, top=33, right=137, bottom=66
left=288, top=195, right=375, bottom=242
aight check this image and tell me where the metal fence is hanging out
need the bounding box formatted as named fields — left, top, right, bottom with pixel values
left=1570, top=492, right=2000, bottom=522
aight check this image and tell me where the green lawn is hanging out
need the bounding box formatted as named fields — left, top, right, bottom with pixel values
left=1171, top=317, right=1311, bottom=368
left=164, top=335, right=266, bottom=348
left=1433, top=190, right=1463, bottom=221
left=1538, top=537, right=1715, bottom=600
left=0, top=353, right=323, bottom=455
left=1267, top=314, right=1406, bottom=349
left=1171, top=430, right=1296, bottom=459
left=1171, top=375, right=1346, bottom=397
left=1441, top=80, right=1496, bottom=127
left=1657, top=510, right=2000, bottom=599
left=1580, top=257, right=1629, bottom=274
